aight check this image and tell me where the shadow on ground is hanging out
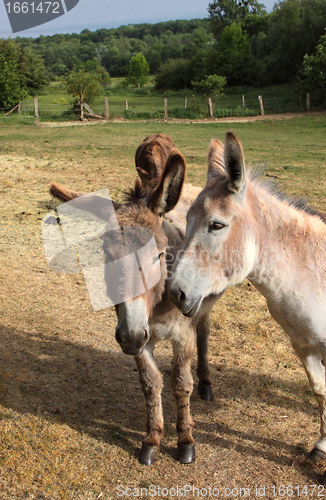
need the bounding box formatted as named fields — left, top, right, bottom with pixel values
left=0, top=323, right=321, bottom=479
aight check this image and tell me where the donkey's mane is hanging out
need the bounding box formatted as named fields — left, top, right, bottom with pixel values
left=123, top=178, right=150, bottom=204
left=275, top=190, right=326, bottom=221
left=249, top=169, right=326, bottom=225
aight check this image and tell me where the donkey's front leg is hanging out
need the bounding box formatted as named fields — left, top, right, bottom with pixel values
left=171, top=332, right=195, bottom=464
left=135, top=343, right=164, bottom=466
left=196, top=313, right=213, bottom=401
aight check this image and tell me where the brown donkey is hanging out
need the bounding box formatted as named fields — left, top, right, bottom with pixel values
left=50, top=149, right=219, bottom=466
left=169, top=131, right=326, bottom=477
left=135, top=133, right=175, bottom=189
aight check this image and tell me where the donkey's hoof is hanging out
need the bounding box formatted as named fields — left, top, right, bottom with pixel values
left=139, top=444, right=159, bottom=466
left=177, top=444, right=195, bottom=464
left=198, top=383, right=213, bottom=401
left=308, top=448, right=326, bottom=463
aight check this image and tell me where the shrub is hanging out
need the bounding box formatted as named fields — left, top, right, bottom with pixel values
left=155, top=59, right=193, bottom=91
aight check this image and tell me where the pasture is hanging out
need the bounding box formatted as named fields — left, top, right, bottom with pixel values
left=1, top=115, right=326, bottom=499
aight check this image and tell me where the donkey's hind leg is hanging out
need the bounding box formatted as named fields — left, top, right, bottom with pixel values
left=171, top=332, right=196, bottom=464
left=196, top=313, right=213, bottom=401
left=293, top=343, right=326, bottom=462
left=135, top=343, right=164, bottom=466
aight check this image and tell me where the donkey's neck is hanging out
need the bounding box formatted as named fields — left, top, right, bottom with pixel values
left=163, top=183, right=202, bottom=266
left=162, top=218, right=184, bottom=267
left=247, top=180, right=326, bottom=299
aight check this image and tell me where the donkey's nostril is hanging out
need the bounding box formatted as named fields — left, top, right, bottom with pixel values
left=144, top=329, right=150, bottom=344
left=168, top=283, right=187, bottom=307
left=179, top=289, right=186, bottom=304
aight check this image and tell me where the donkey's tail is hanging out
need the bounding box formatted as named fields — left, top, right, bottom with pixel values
left=49, top=181, right=121, bottom=220
left=50, top=182, right=85, bottom=201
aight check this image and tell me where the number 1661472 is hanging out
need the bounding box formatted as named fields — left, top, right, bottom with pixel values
left=5, top=2, right=61, bottom=14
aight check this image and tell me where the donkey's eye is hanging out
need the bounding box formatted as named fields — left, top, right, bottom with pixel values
left=154, top=252, right=164, bottom=264
left=208, top=221, right=225, bottom=233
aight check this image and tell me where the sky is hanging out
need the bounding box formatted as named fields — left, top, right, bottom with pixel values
left=0, top=0, right=276, bottom=39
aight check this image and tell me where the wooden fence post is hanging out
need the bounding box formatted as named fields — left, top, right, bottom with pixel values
left=185, top=97, right=187, bottom=110
left=306, top=92, right=310, bottom=113
left=258, top=95, right=264, bottom=116
left=126, top=99, right=128, bottom=111
left=18, top=101, right=22, bottom=114
left=208, top=97, right=214, bottom=118
left=104, top=97, right=109, bottom=119
left=34, top=97, right=39, bottom=125
left=242, top=95, right=245, bottom=108
left=164, top=98, right=167, bottom=120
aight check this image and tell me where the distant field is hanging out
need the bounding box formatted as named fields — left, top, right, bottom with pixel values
left=1, top=115, right=326, bottom=499
left=1, top=114, right=325, bottom=207
left=0, top=81, right=309, bottom=123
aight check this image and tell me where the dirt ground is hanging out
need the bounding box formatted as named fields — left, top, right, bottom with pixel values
left=0, top=118, right=326, bottom=499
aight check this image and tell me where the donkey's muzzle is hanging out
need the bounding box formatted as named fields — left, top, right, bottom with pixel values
left=168, top=284, right=202, bottom=318
left=115, top=327, right=150, bottom=356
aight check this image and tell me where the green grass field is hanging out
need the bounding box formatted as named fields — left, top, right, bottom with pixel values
left=1, top=114, right=325, bottom=207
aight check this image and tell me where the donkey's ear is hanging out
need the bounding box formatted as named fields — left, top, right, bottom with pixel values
left=136, top=166, right=151, bottom=182
left=224, top=131, right=246, bottom=194
left=207, top=139, right=225, bottom=181
left=147, top=148, right=186, bottom=216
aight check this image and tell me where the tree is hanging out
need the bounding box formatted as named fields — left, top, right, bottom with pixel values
left=73, top=58, right=110, bottom=87
left=219, top=21, right=251, bottom=54
left=209, top=23, right=258, bottom=86
left=0, top=60, right=28, bottom=109
left=299, top=30, right=326, bottom=106
left=299, top=0, right=326, bottom=54
left=64, top=69, right=102, bottom=120
left=261, top=0, right=301, bottom=84
left=0, top=39, right=46, bottom=109
left=147, top=48, right=162, bottom=73
left=94, top=44, right=110, bottom=69
left=208, top=0, right=266, bottom=39
left=260, top=0, right=326, bottom=85
left=17, top=48, right=47, bottom=96
left=191, top=74, right=227, bottom=117
left=245, top=14, right=269, bottom=60
left=127, top=53, right=150, bottom=88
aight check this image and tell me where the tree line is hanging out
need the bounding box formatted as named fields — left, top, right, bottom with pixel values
left=14, top=18, right=213, bottom=78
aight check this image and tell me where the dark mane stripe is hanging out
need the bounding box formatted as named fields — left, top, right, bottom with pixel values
left=250, top=170, right=326, bottom=225
left=272, top=189, right=326, bottom=224
left=123, top=179, right=150, bottom=204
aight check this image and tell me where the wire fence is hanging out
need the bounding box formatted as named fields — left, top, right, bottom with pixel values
left=0, top=92, right=311, bottom=123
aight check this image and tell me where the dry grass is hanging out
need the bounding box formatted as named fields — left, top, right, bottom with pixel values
left=1, top=116, right=326, bottom=499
